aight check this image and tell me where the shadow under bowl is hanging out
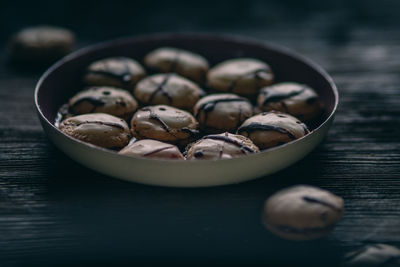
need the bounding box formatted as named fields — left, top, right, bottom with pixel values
left=35, top=33, right=338, bottom=187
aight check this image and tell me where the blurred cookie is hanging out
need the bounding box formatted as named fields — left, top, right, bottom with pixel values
left=8, top=25, right=75, bottom=63
left=131, top=105, right=198, bottom=143
left=133, top=73, right=205, bottom=110
left=59, top=113, right=131, bottom=149
left=194, top=93, right=252, bottom=133
left=207, top=58, right=274, bottom=96
left=237, top=112, right=309, bottom=150
left=258, top=82, right=322, bottom=121
left=343, top=244, right=400, bottom=267
left=144, top=47, right=209, bottom=84
left=119, top=139, right=184, bottom=159
left=263, top=185, right=344, bottom=240
left=68, top=86, right=138, bottom=120
left=185, top=132, right=259, bottom=160
left=84, top=57, right=146, bottom=89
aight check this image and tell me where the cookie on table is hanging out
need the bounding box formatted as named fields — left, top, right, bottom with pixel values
left=258, top=82, right=322, bottom=121
left=343, top=244, right=400, bottom=267
left=68, top=86, right=138, bottom=120
left=193, top=93, right=253, bottom=133
left=207, top=58, right=274, bottom=96
left=119, top=139, right=184, bottom=159
left=133, top=73, right=205, bottom=110
left=131, top=105, right=198, bottom=144
left=59, top=113, right=131, bottom=149
left=237, top=111, right=309, bottom=150
left=185, top=132, right=259, bottom=160
left=144, top=47, right=209, bottom=84
left=83, top=57, right=146, bottom=90
left=263, top=185, right=344, bottom=241
left=8, top=25, right=75, bottom=63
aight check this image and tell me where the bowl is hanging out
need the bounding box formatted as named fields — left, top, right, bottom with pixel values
left=35, top=33, right=338, bottom=187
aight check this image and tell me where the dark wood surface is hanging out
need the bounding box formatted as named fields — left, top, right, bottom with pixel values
left=1, top=23, right=400, bottom=266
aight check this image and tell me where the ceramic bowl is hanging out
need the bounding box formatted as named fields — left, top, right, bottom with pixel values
left=35, top=33, right=338, bottom=187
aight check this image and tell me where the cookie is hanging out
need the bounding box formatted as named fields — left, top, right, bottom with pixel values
left=119, top=139, right=184, bottom=159
left=83, top=57, right=146, bottom=90
left=68, top=86, right=138, bottom=120
left=207, top=58, right=274, bottom=96
left=144, top=47, right=209, bottom=84
left=185, top=132, right=259, bottom=160
left=133, top=73, right=205, bottom=110
left=131, top=105, right=198, bottom=143
left=194, top=93, right=253, bottom=133
left=8, top=25, right=75, bottom=63
left=263, top=185, right=344, bottom=241
left=59, top=113, right=131, bottom=149
left=237, top=112, right=309, bottom=150
left=343, top=244, right=400, bottom=267
left=258, top=82, right=322, bottom=121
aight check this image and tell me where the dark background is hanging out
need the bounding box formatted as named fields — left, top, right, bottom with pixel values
left=1, top=0, right=400, bottom=266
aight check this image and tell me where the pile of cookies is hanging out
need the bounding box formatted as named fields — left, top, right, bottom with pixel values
left=56, top=47, right=323, bottom=160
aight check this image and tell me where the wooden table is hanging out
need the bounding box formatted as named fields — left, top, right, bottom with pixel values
left=1, top=15, right=400, bottom=266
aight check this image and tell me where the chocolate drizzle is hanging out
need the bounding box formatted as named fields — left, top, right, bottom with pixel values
left=301, top=123, right=310, bottom=134
left=70, top=96, right=106, bottom=112
left=262, top=86, right=307, bottom=105
left=302, top=196, right=342, bottom=212
left=203, top=134, right=256, bottom=153
left=74, top=120, right=125, bottom=130
left=237, top=123, right=296, bottom=140
left=181, top=127, right=199, bottom=136
left=141, top=107, right=170, bottom=132
left=143, top=146, right=175, bottom=157
left=148, top=74, right=173, bottom=103
left=194, top=150, right=204, bottom=158
left=225, top=68, right=269, bottom=92
left=87, top=58, right=133, bottom=85
left=195, top=97, right=249, bottom=126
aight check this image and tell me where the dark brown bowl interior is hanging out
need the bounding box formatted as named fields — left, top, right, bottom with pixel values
left=36, top=33, right=337, bottom=131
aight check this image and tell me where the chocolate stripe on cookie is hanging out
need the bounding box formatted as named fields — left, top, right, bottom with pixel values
left=148, top=74, right=173, bottom=103
left=203, top=134, right=256, bottom=153
left=141, top=107, right=170, bottom=132
left=70, top=96, right=106, bottom=111
left=143, top=146, right=175, bottom=156
left=237, top=122, right=296, bottom=140
left=262, top=86, right=307, bottom=105
left=302, top=196, right=342, bottom=212
left=195, top=97, right=249, bottom=125
left=74, top=120, right=126, bottom=130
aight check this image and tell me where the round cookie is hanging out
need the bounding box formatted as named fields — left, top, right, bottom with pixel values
left=119, top=139, right=184, bottom=159
left=185, top=132, right=259, bottom=160
left=83, top=57, right=146, bottom=90
left=68, top=86, right=138, bottom=120
left=258, top=82, right=322, bottom=121
left=144, top=47, right=209, bottom=84
left=194, top=93, right=253, bottom=133
left=131, top=105, right=198, bottom=144
left=343, top=244, right=400, bottom=267
left=207, top=58, right=274, bottom=96
left=263, top=185, right=344, bottom=241
left=237, top=112, right=309, bottom=150
left=59, top=113, right=131, bottom=149
left=8, top=25, right=75, bottom=63
left=133, top=73, right=205, bottom=110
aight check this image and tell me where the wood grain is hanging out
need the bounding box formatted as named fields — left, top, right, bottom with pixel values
left=1, top=26, right=400, bottom=266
